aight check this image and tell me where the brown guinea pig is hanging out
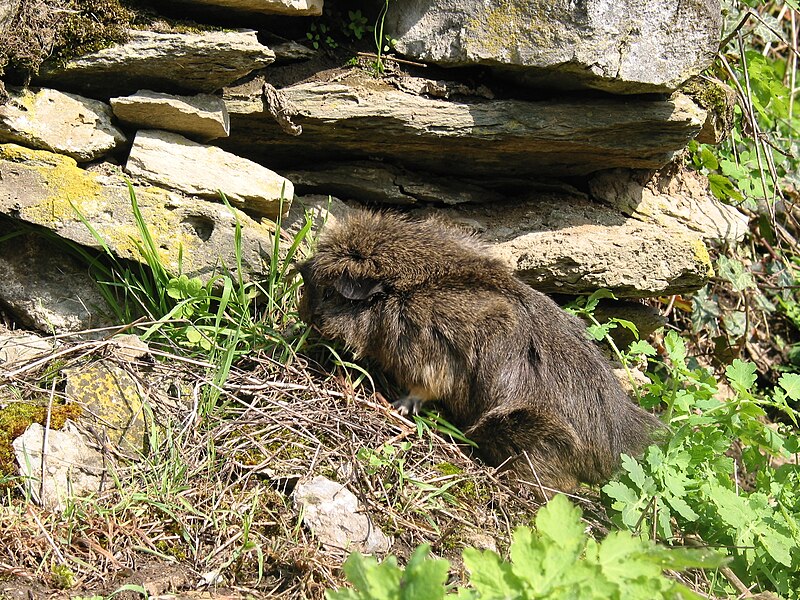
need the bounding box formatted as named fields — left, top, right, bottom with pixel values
left=297, top=209, right=661, bottom=492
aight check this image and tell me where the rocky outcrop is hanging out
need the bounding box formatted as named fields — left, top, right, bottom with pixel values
left=110, top=90, right=230, bottom=142
left=386, top=0, right=721, bottom=94
left=0, top=87, right=126, bottom=162
left=223, top=77, right=707, bottom=178
left=36, top=30, right=275, bottom=97
left=0, top=144, right=278, bottom=283
left=125, top=130, right=293, bottom=217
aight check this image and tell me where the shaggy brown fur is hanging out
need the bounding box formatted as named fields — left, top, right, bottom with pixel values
left=297, top=210, right=661, bottom=492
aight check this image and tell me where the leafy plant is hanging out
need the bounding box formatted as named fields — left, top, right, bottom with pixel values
left=307, top=22, right=337, bottom=50
left=604, top=331, right=800, bottom=598
left=346, top=10, right=372, bottom=40
left=327, top=494, right=725, bottom=599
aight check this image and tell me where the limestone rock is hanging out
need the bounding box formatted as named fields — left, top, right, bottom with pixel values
left=0, top=218, right=114, bottom=333
left=293, top=475, right=392, bottom=553
left=164, top=0, right=322, bottom=15
left=13, top=421, right=105, bottom=511
left=65, top=362, right=147, bottom=456
left=125, top=130, right=293, bottom=218
left=223, top=78, right=706, bottom=178
left=0, top=87, right=126, bottom=162
left=111, top=90, right=230, bottom=142
left=455, top=199, right=714, bottom=297
left=385, top=0, right=721, bottom=94
left=272, top=40, right=317, bottom=63
left=36, top=29, right=275, bottom=97
left=0, top=144, right=278, bottom=283
left=589, top=168, right=749, bottom=244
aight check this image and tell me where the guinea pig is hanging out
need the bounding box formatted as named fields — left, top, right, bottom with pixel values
left=297, top=209, right=661, bottom=492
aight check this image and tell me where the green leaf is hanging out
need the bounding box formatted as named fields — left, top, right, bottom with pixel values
left=627, top=340, right=657, bottom=356
left=341, top=553, right=402, bottom=600
left=402, top=544, right=449, bottom=600
left=717, top=255, right=756, bottom=292
left=699, top=145, right=719, bottom=171
left=707, top=173, right=743, bottom=202
left=726, top=359, right=757, bottom=392
left=463, top=548, right=519, bottom=598
left=778, top=373, right=800, bottom=401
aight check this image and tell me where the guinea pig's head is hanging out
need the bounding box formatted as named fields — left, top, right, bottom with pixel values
left=296, top=211, right=408, bottom=355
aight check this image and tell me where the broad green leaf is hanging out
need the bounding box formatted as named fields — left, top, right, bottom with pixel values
left=534, top=495, right=586, bottom=552
left=341, top=553, right=402, bottom=600
left=726, top=359, right=757, bottom=392
left=717, top=256, right=756, bottom=292
left=402, top=544, right=449, bottom=600
left=779, top=373, right=800, bottom=401
left=462, top=548, right=519, bottom=598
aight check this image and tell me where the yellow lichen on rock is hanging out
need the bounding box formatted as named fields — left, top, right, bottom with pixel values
left=692, top=238, right=714, bottom=278
left=0, top=143, right=103, bottom=226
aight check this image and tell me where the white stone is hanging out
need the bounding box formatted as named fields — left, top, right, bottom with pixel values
left=13, top=421, right=105, bottom=511
left=125, top=130, right=293, bottom=217
left=111, top=89, right=230, bottom=142
left=293, top=475, right=392, bottom=553
left=0, top=87, right=126, bottom=162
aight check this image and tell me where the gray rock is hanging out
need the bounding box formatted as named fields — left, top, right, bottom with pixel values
left=589, top=168, right=749, bottom=244
left=125, top=130, right=293, bottom=218
left=0, top=144, right=279, bottom=284
left=450, top=198, right=715, bottom=297
left=0, top=218, right=114, bottom=333
left=272, top=40, right=317, bottom=63
left=0, top=87, right=126, bottom=162
left=164, top=0, right=322, bottom=15
left=36, top=29, right=275, bottom=97
left=223, top=78, right=706, bottom=179
left=293, top=475, right=392, bottom=554
left=385, top=0, right=721, bottom=94
left=111, top=90, right=230, bottom=142
left=13, top=421, right=105, bottom=511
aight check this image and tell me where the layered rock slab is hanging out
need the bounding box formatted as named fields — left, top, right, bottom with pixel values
left=440, top=197, right=715, bottom=297
left=0, top=87, right=126, bottom=162
left=111, top=90, right=230, bottom=142
left=0, top=144, right=277, bottom=283
left=386, top=0, right=721, bottom=94
left=164, top=0, right=323, bottom=15
left=125, top=130, right=293, bottom=218
left=223, top=78, right=706, bottom=178
left=36, top=30, right=275, bottom=97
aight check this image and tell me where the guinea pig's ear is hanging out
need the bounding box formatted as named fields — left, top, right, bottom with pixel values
left=334, top=275, right=385, bottom=300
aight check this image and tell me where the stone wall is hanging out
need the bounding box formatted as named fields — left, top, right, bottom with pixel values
left=0, top=0, right=747, bottom=333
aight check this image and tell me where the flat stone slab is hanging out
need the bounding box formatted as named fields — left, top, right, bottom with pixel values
left=223, top=77, right=706, bottom=178
left=438, top=196, right=714, bottom=297
left=0, top=87, right=126, bottom=162
left=36, top=29, right=275, bottom=97
left=125, top=130, right=293, bottom=218
left=111, top=89, right=230, bottom=142
left=386, top=0, right=721, bottom=94
left=164, top=0, right=322, bottom=15
left=0, top=144, right=279, bottom=283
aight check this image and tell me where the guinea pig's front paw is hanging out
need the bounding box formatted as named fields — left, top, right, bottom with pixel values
left=392, top=395, right=424, bottom=416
